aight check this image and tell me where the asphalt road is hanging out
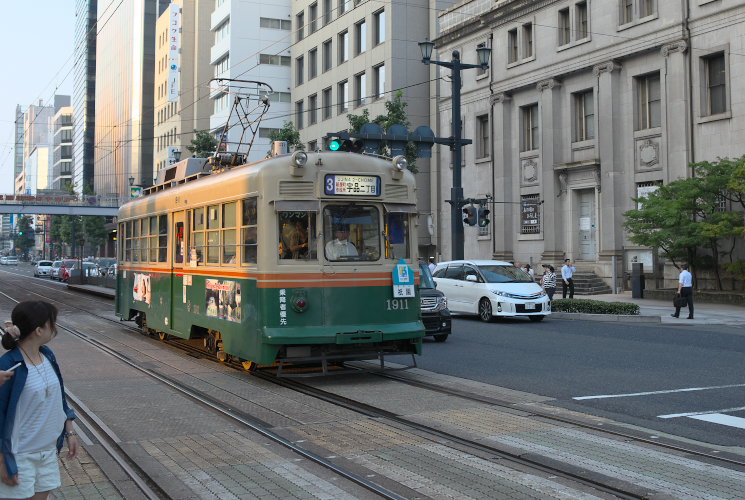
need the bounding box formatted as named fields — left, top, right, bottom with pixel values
left=407, top=315, right=745, bottom=448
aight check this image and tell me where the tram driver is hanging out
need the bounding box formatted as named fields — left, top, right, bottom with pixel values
left=325, top=224, right=358, bottom=260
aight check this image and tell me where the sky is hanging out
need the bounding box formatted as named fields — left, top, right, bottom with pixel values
left=0, top=2, right=75, bottom=194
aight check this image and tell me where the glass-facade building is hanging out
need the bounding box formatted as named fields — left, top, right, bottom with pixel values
left=72, top=0, right=97, bottom=195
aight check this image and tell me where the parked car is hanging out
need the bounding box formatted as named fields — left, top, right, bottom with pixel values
left=67, top=261, right=100, bottom=280
left=97, top=258, right=117, bottom=276
left=433, top=260, right=550, bottom=322
left=50, top=260, right=63, bottom=280
left=418, top=261, right=451, bottom=342
left=58, top=259, right=78, bottom=282
left=34, top=260, right=54, bottom=277
left=0, top=256, right=18, bottom=266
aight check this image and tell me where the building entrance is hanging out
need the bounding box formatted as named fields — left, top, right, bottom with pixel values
left=577, top=189, right=596, bottom=260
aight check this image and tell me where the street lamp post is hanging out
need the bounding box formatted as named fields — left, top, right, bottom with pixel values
left=419, top=39, right=491, bottom=261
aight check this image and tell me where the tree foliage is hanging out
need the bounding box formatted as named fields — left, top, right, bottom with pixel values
left=346, top=91, right=419, bottom=173
left=624, top=157, right=745, bottom=289
left=15, top=216, right=34, bottom=257
left=187, top=130, right=218, bottom=158
left=268, top=121, right=304, bottom=152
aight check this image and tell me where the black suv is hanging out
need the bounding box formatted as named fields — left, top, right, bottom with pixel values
left=419, top=261, right=451, bottom=342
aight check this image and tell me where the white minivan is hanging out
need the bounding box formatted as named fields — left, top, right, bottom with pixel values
left=433, top=260, right=550, bottom=322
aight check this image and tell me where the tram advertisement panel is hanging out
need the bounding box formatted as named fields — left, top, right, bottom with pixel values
left=205, top=279, right=241, bottom=323
left=133, top=273, right=151, bottom=304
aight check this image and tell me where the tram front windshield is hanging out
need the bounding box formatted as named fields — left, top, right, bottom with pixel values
left=324, top=205, right=383, bottom=261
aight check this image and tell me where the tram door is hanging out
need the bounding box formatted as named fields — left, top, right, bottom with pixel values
left=171, top=211, right=187, bottom=333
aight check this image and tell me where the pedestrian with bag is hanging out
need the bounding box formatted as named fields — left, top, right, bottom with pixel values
left=561, top=258, right=576, bottom=299
left=0, top=301, right=79, bottom=500
left=671, top=264, right=694, bottom=319
left=540, top=265, right=557, bottom=302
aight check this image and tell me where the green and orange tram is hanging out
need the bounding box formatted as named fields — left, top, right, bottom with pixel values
left=115, top=150, right=424, bottom=373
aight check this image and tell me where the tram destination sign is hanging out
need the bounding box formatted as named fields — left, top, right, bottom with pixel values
left=324, top=174, right=381, bottom=196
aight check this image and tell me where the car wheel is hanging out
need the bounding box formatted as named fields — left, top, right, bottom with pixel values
left=478, top=298, right=493, bottom=323
left=529, top=315, right=544, bottom=322
left=433, top=334, right=448, bottom=342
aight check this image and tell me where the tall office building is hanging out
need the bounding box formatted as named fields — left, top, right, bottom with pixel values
left=72, top=0, right=97, bottom=195
left=208, top=0, right=292, bottom=162
left=14, top=105, right=25, bottom=182
left=153, top=0, right=213, bottom=178
left=21, top=96, right=71, bottom=195
left=94, top=0, right=165, bottom=198
left=52, top=106, right=74, bottom=190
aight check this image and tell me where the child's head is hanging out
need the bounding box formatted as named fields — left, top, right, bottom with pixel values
left=2, top=301, right=58, bottom=350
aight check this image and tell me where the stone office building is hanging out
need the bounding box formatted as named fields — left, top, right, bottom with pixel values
left=431, top=0, right=745, bottom=289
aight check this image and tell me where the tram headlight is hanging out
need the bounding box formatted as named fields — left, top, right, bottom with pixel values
left=291, top=151, right=308, bottom=167
left=392, top=155, right=407, bottom=172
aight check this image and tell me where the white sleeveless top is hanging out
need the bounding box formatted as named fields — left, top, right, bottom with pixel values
left=12, top=357, right=67, bottom=454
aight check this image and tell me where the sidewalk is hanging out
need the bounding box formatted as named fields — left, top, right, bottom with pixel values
left=574, top=291, right=745, bottom=326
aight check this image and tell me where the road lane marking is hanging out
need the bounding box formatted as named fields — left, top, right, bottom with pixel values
left=689, top=413, right=745, bottom=429
left=572, top=383, right=745, bottom=400
left=658, top=406, right=745, bottom=418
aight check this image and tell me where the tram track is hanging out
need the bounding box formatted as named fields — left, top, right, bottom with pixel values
left=2, top=271, right=744, bottom=498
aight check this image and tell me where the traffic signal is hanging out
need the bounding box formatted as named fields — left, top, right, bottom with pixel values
left=462, top=205, right=477, bottom=226
left=387, top=124, right=408, bottom=157
left=18, top=230, right=23, bottom=236
left=328, top=138, right=343, bottom=151
left=477, top=205, right=490, bottom=227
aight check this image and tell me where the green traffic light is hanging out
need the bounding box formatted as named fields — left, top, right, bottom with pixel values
left=18, top=231, right=23, bottom=236
left=329, top=139, right=342, bottom=151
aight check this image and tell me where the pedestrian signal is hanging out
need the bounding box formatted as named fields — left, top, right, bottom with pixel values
left=462, top=205, right=477, bottom=226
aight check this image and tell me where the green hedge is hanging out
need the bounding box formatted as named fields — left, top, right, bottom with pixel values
left=552, top=298, right=640, bottom=315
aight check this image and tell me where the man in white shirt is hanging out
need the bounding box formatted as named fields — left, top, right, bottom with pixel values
left=561, top=258, right=576, bottom=298
left=672, top=264, right=694, bottom=319
left=325, top=225, right=358, bottom=260
left=428, top=257, right=436, bottom=273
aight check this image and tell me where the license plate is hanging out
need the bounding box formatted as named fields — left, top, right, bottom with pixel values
left=525, top=302, right=536, bottom=310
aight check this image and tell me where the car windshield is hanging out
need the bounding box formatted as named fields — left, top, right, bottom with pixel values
left=479, top=265, right=534, bottom=283
left=38, top=261, right=52, bottom=266
left=418, top=261, right=436, bottom=289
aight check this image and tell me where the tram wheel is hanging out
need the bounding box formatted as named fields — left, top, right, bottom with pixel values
left=241, top=360, right=258, bottom=372
left=478, top=298, right=493, bottom=323
left=158, top=331, right=170, bottom=341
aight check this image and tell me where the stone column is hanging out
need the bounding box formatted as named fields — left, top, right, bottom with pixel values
left=593, top=61, right=623, bottom=265
left=491, top=92, right=514, bottom=261
left=662, top=40, right=691, bottom=179
left=537, top=79, right=565, bottom=263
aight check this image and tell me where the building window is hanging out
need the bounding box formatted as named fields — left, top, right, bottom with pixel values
left=323, top=0, right=332, bottom=25
left=260, top=18, right=291, bottom=30
left=508, top=29, right=518, bottom=63
left=355, top=72, right=366, bottom=107
left=574, top=90, right=594, bottom=141
left=259, top=54, right=291, bottom=66
left=374, top=64, right=385, bottom=99
left=309, top=94, right=318, bottom=125
left=355, top=20, right=366, bottom=55
left=309, top=48, right=318, bottom=79
left=521, top=104, right=538, bottom=152
left=296, top=12, right=304, bottom=42
left=637, top=73, right=660, bottom=130
left=639, top=0, right=655, bottom=18
left=296, top=56, right=304, bottom=85
left=338, top=80, right=348, bottom=113
left=309, top=3, right=318, bottom=33
left=322, top=39, right=332, bottom=72
left=214, top=55, right=230, bottom=77
left=576, top=2, right=588, bottom=39
left=339, top=0, right=350, bottom=15
left=374, top=9, right=385, bottom=45
left=704, top=52, right=726, bottom=116
left=296, top=100, right=304, bottom=129
left=620, top=0, right=633, bottom=24
left=522, top=23, right=533, bottom=59
left=338, top=30, right=348, bottom=63
left=322, top=87, right=332, bottom=120
left=558, top=8, right=570, bottom=45
left=476, top=115, right=489, bottom=159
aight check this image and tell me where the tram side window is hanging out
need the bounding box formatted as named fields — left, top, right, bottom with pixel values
left=132, top=219, right=141, bottom=262
left=124, top=221, right=132, bottom=261
left=240, top=197, right=258, bottom=264
left=175, top=222, right=184, bottom=263
left=278, top=212, right=317, bottom=260
left=191, top=207, right=205, bottom=265
left=118, top=223, right=126, bottom=261
left=207, top=205, right=220, bottom=264
left=384, top=212, right=410, bottom=260
left=158, top=215, right=167, bottom=262
left=323, top=205, right=380, bottom=261
left=222, top=202, right=237, bottom=265
left=149, top=216, right=158, bottom=262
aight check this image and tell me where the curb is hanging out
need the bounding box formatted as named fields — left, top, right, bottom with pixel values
left=66, top=284, right=116, bottom=300
left=550, top=312, right=661, bottom=323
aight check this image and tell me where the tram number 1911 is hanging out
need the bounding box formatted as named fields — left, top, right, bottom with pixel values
left=385, top=299, right=410, bottom=310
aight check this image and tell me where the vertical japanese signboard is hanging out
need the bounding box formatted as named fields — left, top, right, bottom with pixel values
left=168, top=4, right=181, bottom=103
